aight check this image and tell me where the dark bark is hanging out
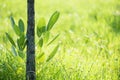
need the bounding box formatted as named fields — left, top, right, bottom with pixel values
left=26, top=0, right=35, bottom=80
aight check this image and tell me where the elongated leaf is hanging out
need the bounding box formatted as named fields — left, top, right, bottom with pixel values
left=22, top=40, right=27, bottom=50
left=17, top=39, right=21, bottom=50
left=38, top=52, right=46, bottom=63
left=10, top=17, right=21, bottom=36
left=38, top=38, right=43, bottom=47
left=13, top=24, right=21, bottom=36
left=46, top=45, right=59, bottom=62
left=11, top=46, right=17, bottom=56
left=18, top=50, right=25, bottom=59
left=19, top=35, right=25, bottom=45
left=37, top=18, right=46, bottom=28
left=47, top=11, right=60, bottom=31
left=47, top=34, right=60, bottom=46
left=6, top=33, right=16, bottom=47
left=17, top=35, right=25, bottom=50
left=10, top=16, right=15, bottom=28
left=37, top=26, right=46, bottom=37
left=43, top=31, right=50, bottom=43
left=37, top=27, right=42, bottom=37
left=18, top=19, right=24, bottom=32
left=37, top=18, right=46, bottom=37
left=37, top=52, right=45, bottom=59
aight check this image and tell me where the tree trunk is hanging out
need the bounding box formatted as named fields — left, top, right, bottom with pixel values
left=26, top=0, right=35, bottom=80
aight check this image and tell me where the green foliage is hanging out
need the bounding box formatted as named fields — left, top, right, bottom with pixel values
left=1, top=0, right=120, bottom=80
left=10, top=17, right=21, bottom=36
left=47, top=34, right=59, bottom=46
left=37, top=52, right=45, bottom=59
left=6, top=17, right=26, bottom=58
left=46, top=44, right=59, bottom=62
left=10, top=16, right=15, bottom=28
left=47, top=11, right=60, bottom=31
left=36, top=11, right=60, bottom=62
left=6, top=11, right=60, bottom=64
left=18, top=19, right=25, bottom=33
left=17, top=35, right=26, bottom=50
left=11, top=46, right=17, bottom=56
left=43, top=31, right=50, bottom=43
left=5, top=32, right=16, bottom=47
left=38, top=38, right=43, bottom=47
left=37, top=18, right=46, bottom=37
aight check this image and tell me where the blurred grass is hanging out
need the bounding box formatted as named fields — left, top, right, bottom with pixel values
left=0, top=0, right=120, bottom=80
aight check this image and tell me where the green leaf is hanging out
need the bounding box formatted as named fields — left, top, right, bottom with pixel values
left=46, top=44, right=59, bottom=62
left=37, top=18, right=46, bottom=28
left=37, top=27, right=42, bottom=37
left=10, top=16, right=15, bottom=28
left=37, top=26, right=46, bottom=37
left=43, top=31, right=50, bottom=43
left=13, top=24, right=21, bottom=36
left=17, top=39, right=21, bottom=50
left=37, top=18, right=46, bottom=37
left=18, top=50, right=25, bottom=59
left=6, top=33, right=16, bottom=47
left=47, top=11, right=60, bottom=31
left=18, top=19, right=24, bottom=33
left=10, top=17, right=21, bottom=36
left=22, top=40, right=27, bottom=50
left=47, top=34, right=60, bottom=46
left=11, top=46, right=17, bottom=56
left=37, top=52, right=45, bottom=59
left=37, top=52, right=46, bottom=63
left=17, top=35, right=26, bottom=50
left=19, top=35, right=25, bottom=45
left=38, top=38, right=43, bottom=47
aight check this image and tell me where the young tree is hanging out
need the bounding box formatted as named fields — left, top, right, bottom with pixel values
left=26, top=0, right=35, bottom=80
left=5, top=0, right=60, bottom=79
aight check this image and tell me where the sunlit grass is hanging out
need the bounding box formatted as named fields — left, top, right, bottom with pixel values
left=0, top=0, right=120, bottom=80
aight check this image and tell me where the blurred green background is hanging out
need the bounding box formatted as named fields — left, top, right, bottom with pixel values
left=0, top=0, right=120, bottom=80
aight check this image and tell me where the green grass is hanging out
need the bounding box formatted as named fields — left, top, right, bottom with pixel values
left=0, top=0, right=120, bottom=80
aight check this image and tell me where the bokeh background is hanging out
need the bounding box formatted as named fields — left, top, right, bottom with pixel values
left=0, top=0, right=120, bottom=80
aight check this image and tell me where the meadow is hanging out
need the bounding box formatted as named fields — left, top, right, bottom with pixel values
left=0, top=0, right=120, bottom=80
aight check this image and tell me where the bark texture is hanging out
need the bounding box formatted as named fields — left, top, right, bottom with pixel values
left=26, top=0, right=35, bottom=80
